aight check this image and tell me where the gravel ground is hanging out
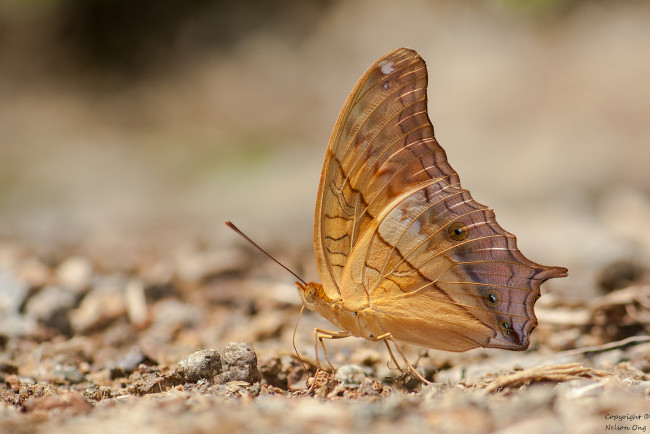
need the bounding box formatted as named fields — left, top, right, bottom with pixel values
left=0, top=240, right=648, bottom=433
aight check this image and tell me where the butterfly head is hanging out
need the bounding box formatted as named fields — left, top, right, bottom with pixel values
left=295, top=281, right=330, bottom=311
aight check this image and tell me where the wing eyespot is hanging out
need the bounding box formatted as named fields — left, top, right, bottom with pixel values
left=500, top=320, right=512, bottom=336
left=484, top=289, right=501, bottom=308
left=448, top=221, right=469, bottom=241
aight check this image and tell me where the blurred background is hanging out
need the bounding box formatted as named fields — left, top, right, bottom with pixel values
left=1, top=0, right=649, bottom=299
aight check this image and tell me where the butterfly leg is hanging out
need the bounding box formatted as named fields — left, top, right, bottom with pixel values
left=313, top=328, right=351, bottom=372
left=373, top=333, right=430, bottom=385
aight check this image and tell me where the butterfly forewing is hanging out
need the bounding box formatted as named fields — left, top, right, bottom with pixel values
left=315, top=48, right=567, bottom=352
left=315, top=48, right=458, bottom=292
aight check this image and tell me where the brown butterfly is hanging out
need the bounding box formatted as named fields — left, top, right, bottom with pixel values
left=293, top=48, right=567, bottom=378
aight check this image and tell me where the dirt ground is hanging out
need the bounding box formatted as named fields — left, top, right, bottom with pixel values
left=1, top=1, right=649, bottom=433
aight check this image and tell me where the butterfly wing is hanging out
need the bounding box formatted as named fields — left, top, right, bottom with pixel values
left=315, top=48, right=459, bottom=298
left=314, top=48, right=567, bottom=351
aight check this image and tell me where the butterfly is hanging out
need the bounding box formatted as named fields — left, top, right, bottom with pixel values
left=293, top=48, right=567, bottom=379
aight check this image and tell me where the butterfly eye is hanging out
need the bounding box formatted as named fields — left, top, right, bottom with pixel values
left=484, top=289, right=501, bottom=308
left=500, top=321, right=512, bottom=336
left=448, top=222, right=468, bottom=241
left=303, top=285, right=316, bottom=303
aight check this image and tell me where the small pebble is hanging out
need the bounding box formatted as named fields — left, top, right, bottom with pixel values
left=69, top=283, right=126, bottom=333
left=56, top=256, right=93, bottom=295
left=83, top=385, right=102, bottom=401
left=16, top=257, right=51, bottom=288
left=52, top=363, right=85, bottom=384
left=335, top=365, right=374, bottom=386
left=113, top=351, right=158, bottom=376
left=0, top=361, right=18, bottom=376
left=178, top=349, right=222, bottom=382
left=125, top=279, right=149, bottom=327
left=24, top=285, right=76, bottom=333
left=218, top=342, right=262, bottom=384
left=82, top=385, right=113, bottom=401
left=0, top=269, right=29, bottom=315
left=0, top=313, right=38, bottom=337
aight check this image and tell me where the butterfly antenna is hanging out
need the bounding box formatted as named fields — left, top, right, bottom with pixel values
left=225, top=221, right=307, bottom=285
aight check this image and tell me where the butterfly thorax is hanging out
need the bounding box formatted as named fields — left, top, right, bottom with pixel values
left=296, top=281, right=383, bottom=340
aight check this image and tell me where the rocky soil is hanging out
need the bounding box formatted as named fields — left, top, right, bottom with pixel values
left=0, top=241, right=648, bottom=434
